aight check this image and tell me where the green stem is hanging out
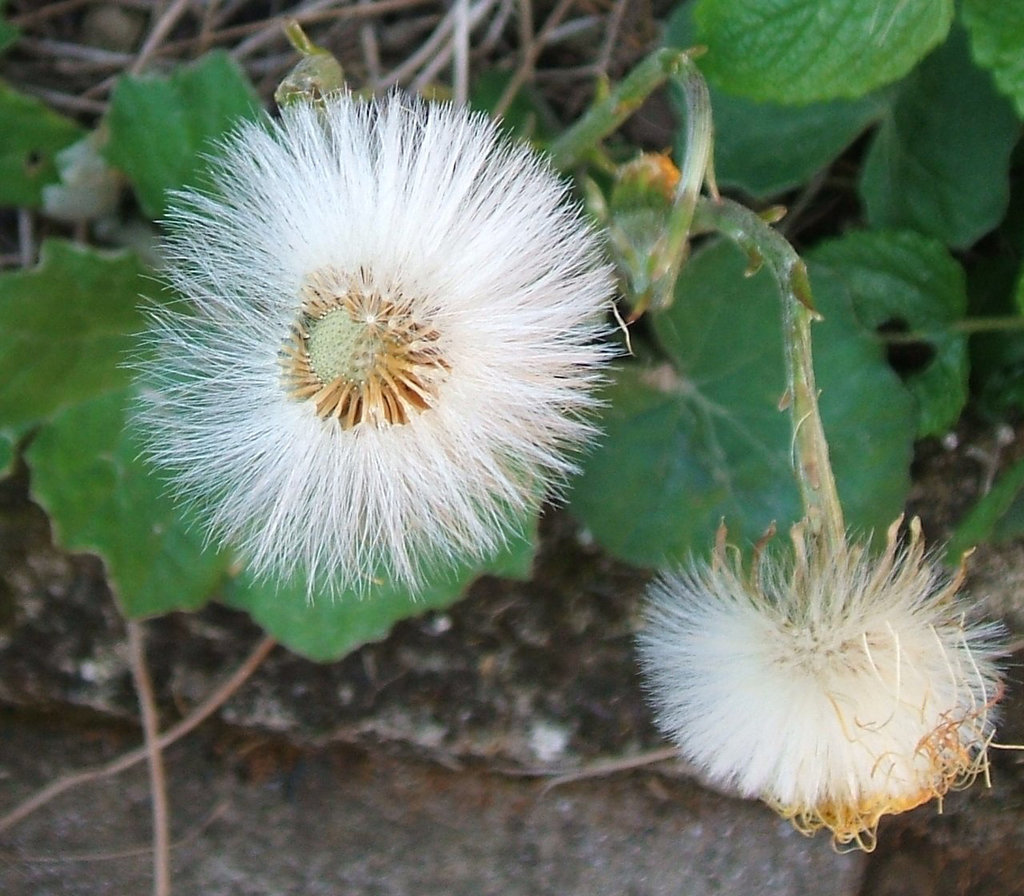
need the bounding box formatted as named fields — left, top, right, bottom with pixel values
left=547, top=48, right=693, bottom=170
left=956, top=315, right=1024, bottom=334
left=693, top=197, right=846, bottom=550
left=880, top=315, right=1024, bottom=343
left=643, top=56, right=714, bottom=309
left=553, top=48, right=846, bottom=547
left=283, top=18, right=319, bottom=55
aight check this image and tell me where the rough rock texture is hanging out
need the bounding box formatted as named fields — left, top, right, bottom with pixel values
left=2, top=423, right=1024, bottom=895
left=1, top=720, right=866, bottom=896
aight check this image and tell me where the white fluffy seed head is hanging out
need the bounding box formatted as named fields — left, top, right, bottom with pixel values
left=136, top=91, right=615, bottom=597
left=637, top=517, right=1004, bottom=850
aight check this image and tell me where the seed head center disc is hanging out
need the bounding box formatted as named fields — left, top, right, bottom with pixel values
left=280, top=268, right=449, bottom=429
left=306, top=308, right=378, bottom=384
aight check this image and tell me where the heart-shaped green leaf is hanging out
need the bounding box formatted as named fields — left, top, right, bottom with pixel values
left=106, top=51, right=261, bottom=218
left=26, top=387, right=229, bottom=617
left=859, top=25, right=1019, bottom=249
left=0, top=240, right=148, bottom=428
left=223, top=516, right=537, bottom=662
left=810, top=230, right=969, bottom=437
left=665, top=4, right=886, bottom=198
left=0, top=83, right=83, bottom=207
left=695, top=0, right=953, bottom=104
left=570, top=239, right=916, bottom=567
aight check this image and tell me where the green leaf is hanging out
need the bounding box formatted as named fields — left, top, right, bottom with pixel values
left=695, top=0, right=953, bottom=104
left=962, top=0, right=1024, bottom=117
left=0, top=82, right=84, bottom=207
left=947, top=455, right=1024, bottom=561
left=0, top=240, right=149, bottom=429
left=470, top=70, right=552, bottom=142
left=664, top=4, right=884, bottom=198
left=106, top=51, right=261, bottom=218
left=0, top=430, right=13, bottom=477
left=25, top=388, right=229, bottom=617
left=967, top=240, right=1024, bottom=417
left=0, top=1, right=19, bottom=54
left=971, top=330, right=1024, bottom=419
left=700, top=89, right=884, bottom=201
left=223, top=517, right=538, bottom=662
left=569, top=240, right=915, bottom=567
left=810, top=230, right=969, bottom=437
left=859, top=25, right=1020, bottom=249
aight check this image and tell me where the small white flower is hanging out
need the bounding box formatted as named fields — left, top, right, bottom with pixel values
left=637, top=517, right=1003, bottom=850
left=138, top=92, right=613, bottom=596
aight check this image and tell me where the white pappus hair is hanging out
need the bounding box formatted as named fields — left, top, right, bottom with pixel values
left=637, top=517, right=1004, bottom=850
left=137, top=91, right=615, bottom=597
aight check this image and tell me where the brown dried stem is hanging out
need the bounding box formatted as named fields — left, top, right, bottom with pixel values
left=127, top=620, right=171, bottom=896
left=0, top=634, right=277, bottom=836
left=493, top=0, right=576, bottom=118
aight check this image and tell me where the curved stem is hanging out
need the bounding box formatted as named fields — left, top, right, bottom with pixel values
left=547, top=48, right=694, bottom=170
left=880, top=315, right=1024, bottom=343
left=637, top=55, right=715, bottom=315
left=0, top=635, right=277, bottom=836
left=693, top=196, right=846, bottom=551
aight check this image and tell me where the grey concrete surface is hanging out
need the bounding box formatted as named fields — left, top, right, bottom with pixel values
left=0, top=717, right=866, bottom=896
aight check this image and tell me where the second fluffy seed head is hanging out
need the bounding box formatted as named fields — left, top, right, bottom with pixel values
left=638, top=518, right=1003, bottom=850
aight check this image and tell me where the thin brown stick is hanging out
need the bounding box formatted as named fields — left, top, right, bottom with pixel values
left=476, top=0, right=516, bottom=59
left=410, top=0, right=499, bottom=94
left=227, top=0, right=435, bottom=62
left=493, top=0, right=575, bottom=118
left=130, top=0, right=194, bottom=75
left=382, top=2, right=461, bottom=87
left=0, top=634, right=277, bottom=836
left=9, top=0, right=96, bottom=27
left=452, top=0, right=470, bottom=105
left=16, top=37, right=134, bottom=68
left=594, top=0, right=628, bottom=77
left=15, top=84, right=108, bottom=115
left=359, top=0, right=383, bottom=88
left=492, top=745, right=692, bottom=790
left=67, top=0, right=194, bottom=101
left=206, top=0, right=252, bottom=29
left=195, top=0, right=223, bottom=54
left=127, top=621, right=171, bottom=896
left=5, top=801, right=229, bottom=865
left=539, top=746, right=687, bottom=793
left=492, top=0, right=532, bottom=119
left=227, top=0, right=348, bottom=60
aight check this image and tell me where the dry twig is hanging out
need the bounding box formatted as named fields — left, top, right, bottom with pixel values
left=0, top=635, right=277, bottom=836
left=538, top=746, right=688, bottom=793
left=1, top=801, right=229, bottom=865
left=130, top=0, right=194, bottom=75
left=127, top=621, right=171, bottom=896
left=493, top=0, right=576, bottom=118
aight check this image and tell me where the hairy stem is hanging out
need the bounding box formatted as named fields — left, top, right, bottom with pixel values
left=547, top=48, right=695, bottom=170
left=636, top=53, right=715, bottom=314
left=693, top=196, right=846, bottom=550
